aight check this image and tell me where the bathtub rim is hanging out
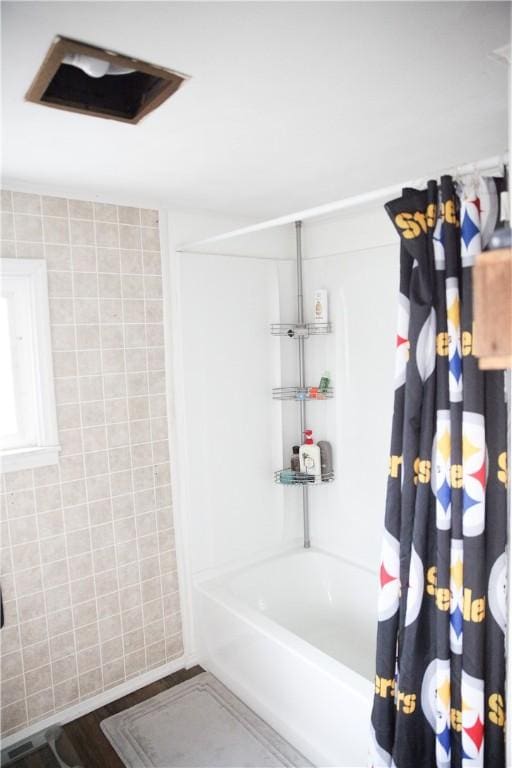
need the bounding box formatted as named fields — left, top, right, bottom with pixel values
left=194, top=546, right=376, bottom=702
left=194, top=542, right=378, bottom=588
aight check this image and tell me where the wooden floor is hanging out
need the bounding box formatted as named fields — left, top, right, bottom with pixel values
left=13, top=665, right=204, bottom=768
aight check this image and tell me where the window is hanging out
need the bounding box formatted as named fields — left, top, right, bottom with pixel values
left=0, top=258, right=60, bottom=471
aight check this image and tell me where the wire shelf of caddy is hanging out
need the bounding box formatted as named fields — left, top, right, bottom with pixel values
left=270, top=322, right=332, bottom=338
left=274, top=468, right=335, bottom=485
left=272, top=386, right=334, bottom=401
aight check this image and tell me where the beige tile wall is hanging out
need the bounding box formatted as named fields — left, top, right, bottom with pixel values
left=0, top=190, right=183, bottom=738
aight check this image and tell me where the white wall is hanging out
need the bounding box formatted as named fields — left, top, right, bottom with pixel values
left=170, top=204, right=401, bottom=573
left=171, top=250, right=302, bottom=578
left=295, top=206, right=399, bottom=572
left=164, top=210, right=305, bottom=660
left=167, top=204, right=400, bottom=659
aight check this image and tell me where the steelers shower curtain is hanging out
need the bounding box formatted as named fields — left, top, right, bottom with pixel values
left=370, top=175, right=508, bottom=768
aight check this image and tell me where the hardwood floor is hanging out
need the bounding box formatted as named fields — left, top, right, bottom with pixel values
left=12, top=665, right=204, bottom=768
left=10, top=747, right=58, bottom=768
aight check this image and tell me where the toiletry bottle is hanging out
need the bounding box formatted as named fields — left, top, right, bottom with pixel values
left=314, top=289, right=328, bottom=324
left=319, top=371, right=330, bottom=395
left=280, top=469, right=296, bottom=484
left=299, top=430, right=321, bottom=478
left=290, top=445, right=300, bottom=472
left=318, top=440, right=333, bottom=480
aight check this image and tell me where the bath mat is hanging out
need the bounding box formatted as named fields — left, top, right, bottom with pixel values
left=100, top=672, right=312, bottom=767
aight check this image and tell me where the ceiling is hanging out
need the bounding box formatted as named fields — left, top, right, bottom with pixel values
left=1, top=2, right=510, bottom=220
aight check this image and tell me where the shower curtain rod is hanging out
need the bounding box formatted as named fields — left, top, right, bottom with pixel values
left=177, top=153, right=508, bottom=252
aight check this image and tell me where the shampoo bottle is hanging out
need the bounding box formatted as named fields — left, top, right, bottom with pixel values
left=314, top=289, right=328, bottom=324
left=299, top=430, right=321, bottom=478
left=318, top=440, right=333, bottom=480
left=290, top=445, right=301, bottom=472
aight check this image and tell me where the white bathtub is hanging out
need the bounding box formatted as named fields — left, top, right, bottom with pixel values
left=194, top=548, right=378, bottom=767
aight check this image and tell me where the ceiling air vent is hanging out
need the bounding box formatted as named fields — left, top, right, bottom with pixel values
left=25, top=36, right=189, bottom=124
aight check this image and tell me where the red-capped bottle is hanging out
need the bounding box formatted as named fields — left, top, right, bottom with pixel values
left=299, top=430, right=321, bottom=477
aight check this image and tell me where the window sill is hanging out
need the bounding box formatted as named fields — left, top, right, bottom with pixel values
left=0, top=445, right=61, bottom=473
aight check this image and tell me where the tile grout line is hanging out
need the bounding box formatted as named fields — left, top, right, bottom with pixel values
left=119, top=206, right=149, bottom=676
left=81, top=198, right=109, bottom=699
left=3, top=516, right=174, bottom=564
left=2, top=459, right=169, bottom=494
left=1, top=610, right=182, bottom=683
left=98, top=205, right=126, bottom=687
left=28, top=190, right=60, bottom=725
left=50, top=196, right=82, bottom=720
left=4, top=570, right=178, bottom=619
left=145, top=223, right=171, bottom=665
left=143, top=216, right=166, bottom=669
left=0, top=630, right=186, bottom=730
left=6, top=193, right=30, bottom=732
left=4, top=528, right=176, bottom=575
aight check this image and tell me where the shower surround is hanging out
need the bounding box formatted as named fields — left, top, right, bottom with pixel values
left=169, top=204, right=400, bottom=765
left=0, top=191, right=182, bottom=739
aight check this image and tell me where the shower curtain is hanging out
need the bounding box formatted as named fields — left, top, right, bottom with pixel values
left=370, top=175, right=508, bottom=768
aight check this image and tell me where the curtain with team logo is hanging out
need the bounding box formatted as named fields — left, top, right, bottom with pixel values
left=370, top=175, right=508, bottom=768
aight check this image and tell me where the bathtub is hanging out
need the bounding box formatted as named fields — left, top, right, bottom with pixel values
left=194, top=548, right=378, bottom=767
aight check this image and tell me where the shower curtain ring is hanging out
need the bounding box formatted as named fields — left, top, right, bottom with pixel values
left=471, top=164, right=481, bottom=191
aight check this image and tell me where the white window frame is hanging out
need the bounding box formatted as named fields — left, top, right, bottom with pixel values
left=0, top=258, right=60, bottom=472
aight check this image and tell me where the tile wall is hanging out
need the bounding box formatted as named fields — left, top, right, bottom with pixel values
left=0, top=190, right=182, bottom=738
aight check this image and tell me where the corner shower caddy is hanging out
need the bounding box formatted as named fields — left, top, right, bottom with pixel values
left=272, top=221, right=334, bottom=549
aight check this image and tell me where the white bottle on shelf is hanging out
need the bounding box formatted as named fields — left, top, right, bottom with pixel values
left=299, top=430, right=321, bottom=478
left=313, top=289, right=328, bottom=324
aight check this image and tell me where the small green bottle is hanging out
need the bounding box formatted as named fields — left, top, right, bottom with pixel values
left=319, top=371, right=330, bottom=394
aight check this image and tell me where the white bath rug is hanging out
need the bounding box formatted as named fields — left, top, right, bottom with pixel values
left=100, top=672, right=313, bottom=767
